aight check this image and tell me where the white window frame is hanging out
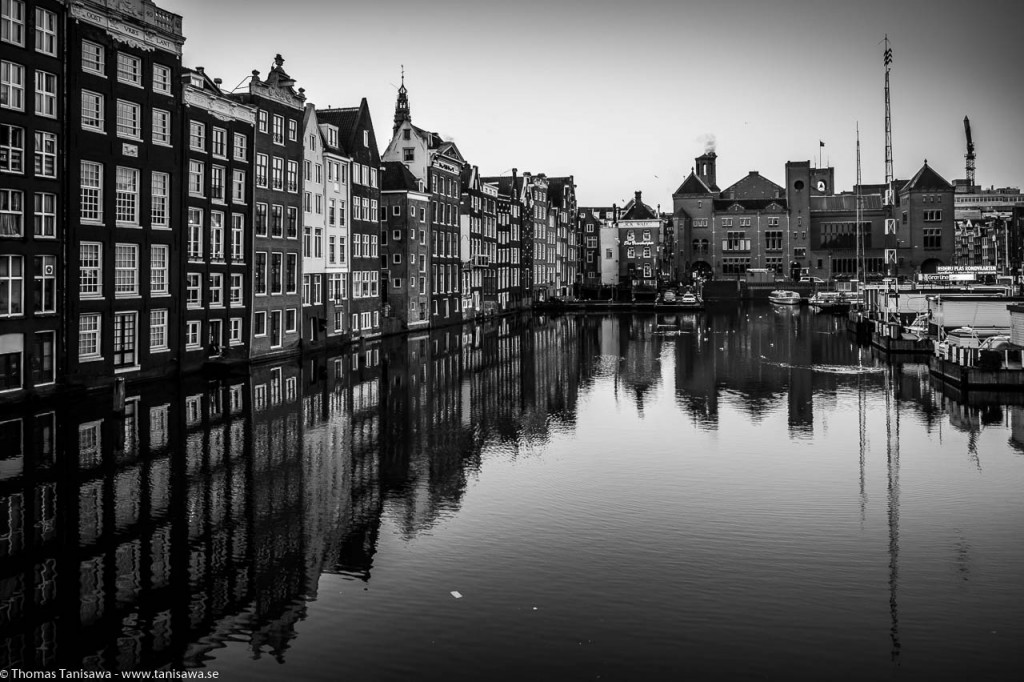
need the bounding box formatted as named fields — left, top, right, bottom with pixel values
left=150, top=244, right=169, bottom=296
left=116, top=53, right=142, bottom=87
left=1, top=0, right=25, bottom=47
left=78, top=313, right=101, bottom=361
left=81, top=40, right=104, bottom=75
left=115, top=99, right=141, bottom=139
left=150, top=309, right=168, bottom=351
left=33, top=191, right=55, bottom=238
left=34, top=70, right=56, bottom=118
left=151, top=171, right=169, bottom=228
left=81, top=90, right=103, bottom=132
left=152, top=63, right=171, bottom=95
left=114, top=243, right=139, bottom=297
left=152, top=108, right=170, bottom=144
left=80, top=161, right=102, bottom=222
left=115, top=166, right=139, bottom=225
left=1, top=60, right=24, bottom=111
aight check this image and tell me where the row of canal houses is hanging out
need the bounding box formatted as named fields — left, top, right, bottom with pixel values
left=0, top=0, right=581, bottom=406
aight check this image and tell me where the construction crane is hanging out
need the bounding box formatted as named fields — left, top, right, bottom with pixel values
left=964, top=116, right=976, bottom=187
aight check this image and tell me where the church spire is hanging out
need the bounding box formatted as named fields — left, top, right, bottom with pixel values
left=393, top=65, right=411, bottom=135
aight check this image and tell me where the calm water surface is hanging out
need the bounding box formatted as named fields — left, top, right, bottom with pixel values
left=2, top=304, right=1023, bottom=680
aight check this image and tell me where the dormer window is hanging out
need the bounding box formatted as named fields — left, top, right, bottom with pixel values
left=363, top=130, right=369, bottom=147
left=403, top=129, right=411, bottom=140
left=190, top=75, right=203, bottom=88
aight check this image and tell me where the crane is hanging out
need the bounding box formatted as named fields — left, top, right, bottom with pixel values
left=964, top=116, right=976, bottom=187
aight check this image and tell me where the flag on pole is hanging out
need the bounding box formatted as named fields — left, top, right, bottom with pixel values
left=820, top=141, right=825, bottom=147
left=884, top=47, right=893, bottom=65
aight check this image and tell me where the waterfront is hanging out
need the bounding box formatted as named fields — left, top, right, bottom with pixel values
left=2, top=305, right=1024, bottom=680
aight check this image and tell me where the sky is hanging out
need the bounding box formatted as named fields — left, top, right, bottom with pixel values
left=161, top=0, right=1024, bottom=207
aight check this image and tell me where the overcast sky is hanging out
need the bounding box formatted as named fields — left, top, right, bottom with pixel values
left=162, top=0, right=1023, bottom=207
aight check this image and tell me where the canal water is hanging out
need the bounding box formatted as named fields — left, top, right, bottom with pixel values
left=2, top=304, right=1023, bottom=680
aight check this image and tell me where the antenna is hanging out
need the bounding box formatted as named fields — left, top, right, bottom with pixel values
left=856, top=122, right=864, bottom=286
left=883, top=35, right=894, bottom=186
left=964, top=115, right=975, bottom=187
left=882, top=35, right=896, bottom=277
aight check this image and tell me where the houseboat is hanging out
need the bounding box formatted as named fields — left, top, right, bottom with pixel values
left=809, top=291, right=850, bottom=313
left=768, top=290, right=802, bottom=305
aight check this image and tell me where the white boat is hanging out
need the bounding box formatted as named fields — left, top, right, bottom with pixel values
left=768, top=290, right=802, bottom=305
left=808, top=291, right=850, bottom=313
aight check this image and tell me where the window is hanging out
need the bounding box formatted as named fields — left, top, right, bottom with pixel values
left=286, top=160, right=298, bottom=193
left=112, top=312, right=136, bottom=367
left=287, top=207, right=298, bottom=238
left=152, top=63, right=171, bottom=95
left=187, top=208, right=203, bottom=260
left=254, top=252, right=266, bottom=294
left=210, top=211, right=224, bottom=260
left=80, top=161, right=102, bottom=221
left=209, top=273, right=223, bottom=306
left=81, top=91, right=103, bottom=131
left=151, top=172, right=169, bottom=227
left=0, top=254, right=23, bottom=316
left=1, top=0, right=25, bottom=46
left=34, top=70, right=56, bottom=117
left=765, top=230, right=783, bottom=251
left=150, top=309, right=168, bottom=350
left=210, top=165, right=225, bottom=201
left=253, top=310, right=266, bottom=336
left=285, top=308, right=297, bottom=332
left=186, top=272, right=201, bottom=307
left=185, top=320, right=200, bottom=349
left=189, top=121, right=205, bottom=151
left=33, top=192, right=54, bottom=237
left=79, top=243, right=101, bottom=297
left=231, top=214, right=244, bottom=260
left=212, top=127, right=226, bottom=157
left=81, top=40, right=104, bottom=75
left=923, top=210, right=942, bottom=222
left=79, top=314, right=101, bottom=360
left=115, top=99, right=141, bottom=139
left=271, top=156, right=283, bottom=190
left=31, top=331, right=54, bottom=385
left=233, top=133, right=247, bottom=161
left=255, top=203, right=267, bottom=236
left=150, top=245, right=168, bottom=295
left=270, top=252, right=282, bottom=294
left=269, top=204, right=283, bottom=237
left=115, top=167, right=139, bottom=224
left=1, top=60, right=24, bottom=111
left=114, top=244, right=138, bottom=296
left=152, top=108, right=170, bottom=144
left=286, top=254, right=297, bottom=293
left=188, top=160, right=203, bottom=195
left=0, top=188, right=22, bottom=237
left=923, top=227, right=941, bottom=249
left=272, top=114, right=283, bottom=145
left=33, top=7, right=56, bottom=56
left=1, top=123, right=24, bottom=173
left=232, top=170, right=246, bottom=203
left=116, top=53, right=141, bottom=86
left=288, top=119, right=297, bottom=141
left=255, top=153, right=268, bottom=187
left=230, top=273, right=243, bottom=304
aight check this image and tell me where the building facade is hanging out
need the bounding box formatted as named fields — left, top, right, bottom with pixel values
left=181, top=67, right=255, bottom=372
left=0, top=0, right=66, bottom=400
left=381, top=161, right=430, bottom=333
left=65, top=0, right=185, bottom=385
left=229, top=55, right=305, bottom=360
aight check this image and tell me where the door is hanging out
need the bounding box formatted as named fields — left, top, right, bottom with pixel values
left=270, top=310, right=282, bottom=348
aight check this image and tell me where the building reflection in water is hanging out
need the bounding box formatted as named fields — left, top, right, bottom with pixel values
left=1, top=307, right=1021, bottom=671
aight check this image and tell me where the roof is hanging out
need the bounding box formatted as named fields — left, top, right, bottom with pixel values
left=712, top=198, right=788, bottom=212
left=673, top=171, right=715, bottom=196
left=317, top=100, right=377, bottom=159
left=904, top=162, right=953, bottom=192
left=720, top=171, right=784, bottom=200
left=810, top=195, right=884, bottom=212
left=382, top=161, right=421, bottom=192
left=481, top=175, right=523, bottom=197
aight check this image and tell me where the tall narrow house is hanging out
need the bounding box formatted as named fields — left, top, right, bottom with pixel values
left=181, top=66, right=255, bottom=372
left=1, top=0, right=66, bottom=400
left=228, top=55, right=305, bottom=360
left=319, top=100, right=382, bottom=341
left=65, top=0, right=185, bottom=386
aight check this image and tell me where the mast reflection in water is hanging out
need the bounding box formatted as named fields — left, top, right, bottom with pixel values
left=2, top=306, right=1023, bottom=679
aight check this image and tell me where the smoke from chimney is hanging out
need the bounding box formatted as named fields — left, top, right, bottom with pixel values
left=697, top=133, right=716, bottom=154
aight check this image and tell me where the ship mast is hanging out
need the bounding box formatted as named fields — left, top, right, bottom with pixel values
left=883, top=36, right=897, bottom=278
left=856, top=123, right=864, bottom=287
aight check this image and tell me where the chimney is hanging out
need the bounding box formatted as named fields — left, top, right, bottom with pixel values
left=634, top=190, right=642, bottom=204
left=696, top=151, right=718, bottom=190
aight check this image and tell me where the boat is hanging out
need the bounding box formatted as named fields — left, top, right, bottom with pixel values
left=768, top=290, right=802, bottom=305
left=808, top=291, right=850, bottom=313
left=676, top=291, right=704, bottom=310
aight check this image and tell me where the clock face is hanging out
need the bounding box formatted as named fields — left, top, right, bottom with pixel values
left=817, top=180, right=827, bottom=192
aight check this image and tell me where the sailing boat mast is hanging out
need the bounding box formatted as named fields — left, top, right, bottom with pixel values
left=856, top=123, right=864, bottom=287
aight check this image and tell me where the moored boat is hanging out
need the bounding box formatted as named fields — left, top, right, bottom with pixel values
left=808, top=291, right=851, bottom=313
left=768, top=290, right=802, bottom=305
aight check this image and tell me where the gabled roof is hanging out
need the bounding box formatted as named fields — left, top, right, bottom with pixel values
left=673, top=171, right=715, bottom=196
left=480, top=175, right=522, bottom=197
left=318, top=99, right=378, bottom=159
left=720, top=171, right=784, bottom=200
left=904, top=162, right=953, bottom=192
left=619, top=192, right=658, bottom=220
left=546, top=176, right=575, bottom=207
left=382, top=161, right=422, bottom=192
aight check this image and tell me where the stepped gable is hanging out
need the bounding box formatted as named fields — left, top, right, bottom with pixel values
left=904, top=161, right=953, bottom=192
left=382, top=161, right=421, bottom=192
left=719, top=171, right=784, bottom=201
